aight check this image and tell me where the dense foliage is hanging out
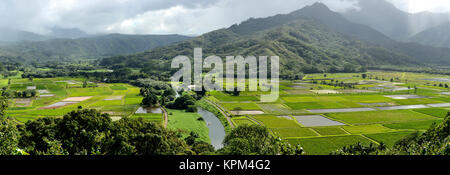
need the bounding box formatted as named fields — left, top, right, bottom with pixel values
left=218, top=125, right=304, bottom=155
left=4, top=108, right=210, bottom=155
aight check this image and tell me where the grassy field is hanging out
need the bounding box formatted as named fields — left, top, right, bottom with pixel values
left=312, top=127, right=349, bottom=136
left=383, top=119, right=443, bottom=130
left=364, top=131, right=417, bottom=147
left=232, top=117, right=257, bottom=126
left=167, top=109, right=210, bottom=143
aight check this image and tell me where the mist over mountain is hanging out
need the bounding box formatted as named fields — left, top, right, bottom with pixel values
left=49, top=27, right=90, bottom=39
left=409, top=22, right=450, bottom=48
left=296, top=3, right=450, bottom=65
left=0, top=28, right=51, bottom=42
left=342, top=0, right=450, bottom=41
left=0, top=34, right=191, bottom=63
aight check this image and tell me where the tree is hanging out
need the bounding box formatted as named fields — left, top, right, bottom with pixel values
left=219, top=125, right=303, bottom=155
left=331, top=142, right=386, bottom=155
left=185, top=132, right=199, bottom=146
left=166, top=94, right=196, bottom=111
left=18, top=109, right=200, bottom=155
left=362, top=74, right=367, bottom=79
left=106, top=117, right=194, bottom=155
left=0, top=117, right=21, bottom=155
left=82, top=80, right=88, bottom=88
left=233, top=107, right=243, bottom=116
left=162, top=88, right=176, bottom=97
left=142, top=93, right=158, bottom=107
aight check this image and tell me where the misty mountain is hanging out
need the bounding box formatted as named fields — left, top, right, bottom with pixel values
left=342, top=0, right=450, bottom=41
left=296, top=3, right=450, bottom=65
left=0, top=28, right=51, bottom=42
left=49, top=27, right=90, bottom=39
left=100, top=5, right=420, bottom=79
left=409, top=22, right=450, bottom=48
left=0, top=34, right=191, bottom=63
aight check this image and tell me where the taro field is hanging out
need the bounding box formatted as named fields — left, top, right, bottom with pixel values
left=2, top=77, right=164, bottom=124
left=212, top=71, right=450, bottom=155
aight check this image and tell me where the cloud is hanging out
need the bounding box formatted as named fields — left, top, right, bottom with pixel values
left=0, top=0, right=447, bottom=35
left=103, top=0, right=360, bottom=35
left=386, top=0, right=450, bottom=13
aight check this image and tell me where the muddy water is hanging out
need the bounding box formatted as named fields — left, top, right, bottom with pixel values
left=135, top=107, right=162, bottom=114
left=197, top=107, right=225, bottom=150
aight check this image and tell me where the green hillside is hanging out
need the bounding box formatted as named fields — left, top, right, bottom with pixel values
left=100, top=16, right=417, bottom=79
left=0, top=34, right=191, bottom=63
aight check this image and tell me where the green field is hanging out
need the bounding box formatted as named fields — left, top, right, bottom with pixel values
left=413, top=108, right=450, bottom=118
left=3, top=78, right=143, bottom=122
left=272, top=128, right=318, bottom=138
left=383, top=120, right=443, bottom=130
left=3, top=71, right=450, bottom=155
left=326, top=110, right=438, bottom=125
left=209, top=71, right=450, bottom=154
left=167, top=109, right=210, bottom=143
left=312, top=127, right=349, bottom=136
left=364, top=131, right=417, bottom=147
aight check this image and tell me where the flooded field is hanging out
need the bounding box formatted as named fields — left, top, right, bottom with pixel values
left=230, top=110, right=265, bottom=115
left=385, top=95, right=426, bottom=99
left=422, top=78, right=450, bottom=82
left=377, top=105, right=429, bottom=110
left=294, top=115, right=345, bottom=127
left=42, top=102, right=77, bottom=109
left=308, top=108, right=375, bottom=113
left=135, top=106, right=162, bottom=114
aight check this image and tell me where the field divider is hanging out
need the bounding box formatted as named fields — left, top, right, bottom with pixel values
left=339, top=126, right=352, bottom=135
left=247, top=116, right=263, bottom=126
left=161, top=106, right=168, bottom=128
left=282, top=133, right=372, bottom=140
left=359, top=134, right=380, bottom=145
left=204, top=98, right=235, bottom=128
left=308, top=128, right=322, bottom=136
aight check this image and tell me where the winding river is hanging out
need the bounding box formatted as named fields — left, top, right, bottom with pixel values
left=197, top=107, right=226, bottom=150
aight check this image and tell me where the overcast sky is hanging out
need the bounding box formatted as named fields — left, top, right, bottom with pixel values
left=0, top=0, right=449, bottom=35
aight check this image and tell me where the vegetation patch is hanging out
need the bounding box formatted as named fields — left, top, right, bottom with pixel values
left=312, top=127, right=348, bottom=136
left=252, top=115, right=300, bottom=128
left=383, top=120, right=443, bottom=130
left=257, top=104, right=292, bottom=114
left=221, top=103, right=261, bottom=111
left=364, top=131, right=416, bottom=147
left=167, top=109, right=210, bottom=144
left=413, top=108, right=449, bottom=118
left=342, top=124, right=394, bottom=134
left=326, top=110, right=438, bottom=125
left=288, top=135, right=374, bottom=155
left=110, top=85, right=128, bottom=90
left=271, top=128, right=318, bottom=138
left=232, top=117, right=256, bottom=126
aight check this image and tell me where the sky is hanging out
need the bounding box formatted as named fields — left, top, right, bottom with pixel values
left=0, top=0, right=449, bottom=35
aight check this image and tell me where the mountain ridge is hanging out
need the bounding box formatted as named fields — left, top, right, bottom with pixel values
left=0, top=34, right=192, bottom=63
left=342, top=0, right=450, bottom=41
